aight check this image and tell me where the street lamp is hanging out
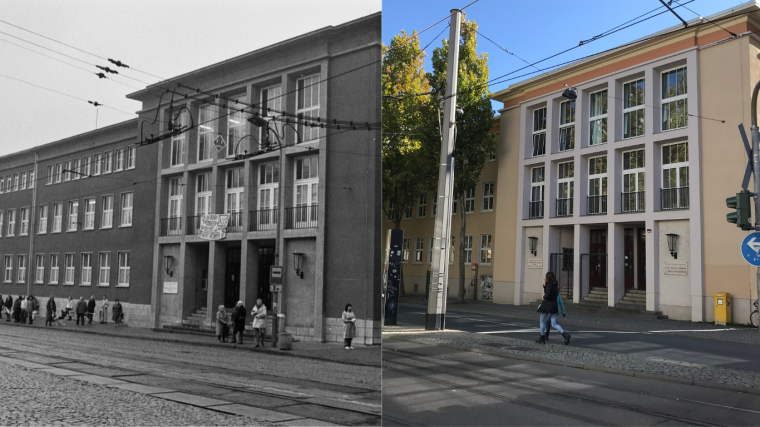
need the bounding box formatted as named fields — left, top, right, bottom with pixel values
left=561, top=87, right=577, bottom=100
left=528, top=237, right=538, bottom=256
left=163, top=255, right=174, bottom=277
left=666, top=233, right=679, bottom=259
left=292, top=252, right=304, bottom=279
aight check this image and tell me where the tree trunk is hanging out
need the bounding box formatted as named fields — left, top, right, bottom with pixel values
left=457, top=191, right=467, bottom=304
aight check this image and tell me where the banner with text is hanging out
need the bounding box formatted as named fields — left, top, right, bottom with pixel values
left=198, top=214, right=230, bottom=240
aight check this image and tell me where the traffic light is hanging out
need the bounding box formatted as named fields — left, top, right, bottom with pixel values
left=726, top=190, right=754, bottom=230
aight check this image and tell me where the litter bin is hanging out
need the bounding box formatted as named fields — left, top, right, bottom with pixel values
left=278, top=332, right=292, bottom=350
left=715, top=292, right=731, bottom=325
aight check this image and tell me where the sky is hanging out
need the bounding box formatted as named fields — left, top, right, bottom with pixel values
left=382, top=0, right=751, bottom=112
left=0, top=0, right=381, bottom=157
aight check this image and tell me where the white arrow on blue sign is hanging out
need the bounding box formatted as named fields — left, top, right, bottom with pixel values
left=741, top=232, right=760, bottom=266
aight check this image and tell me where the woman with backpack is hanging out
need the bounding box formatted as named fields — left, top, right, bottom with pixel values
left=536, top=272, right=571, bottom=345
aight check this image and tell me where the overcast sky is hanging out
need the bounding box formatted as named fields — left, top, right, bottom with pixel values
left=0, top=0, right=381, bottom=157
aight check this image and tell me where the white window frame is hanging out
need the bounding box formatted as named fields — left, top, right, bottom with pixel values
left=126, top=146, right=136, bottom=170
left=64, top=161, right=71, bottom=181
left=530, top=166, right=545, bottom=218
left=49, top=254, right=59, bottom=285
left=588, top=155, right=608, bottom=215
left=226, top=107, right=246, bottom=158
left=623, top=78, right=645, bottom=139
left=479, top=234, right=492, bottom=265
left=46, top=166, right=54, bottom=185
left=256, top=163, right=279, bottom=230
left=73, top=158, right=81, bottom=180
left=114, top=148, right=124, bottom=171
left=17, top=254, right=26, bottom=283
left=296, top=75, right=320, bottom=143
left=3, top=255, right=12, bottom=283
left=117, top=251, right=130, bottom=287
left=98, top=252, right=110, bottom=286
left=38, top=205, right=48, bottom=234
left=19, top=207, right=29, bottom=236
left=0, top=176, right=4, bottom=192
left=67, top=200, right=79, bottom=232
left=293, top=157, right=319, bottom=227
left=52, top=203, right=62, bottom=233
left=387, top=200, right=395, bottom=221
left=417, top=193, right=426, bottom=218
left=431, top=197, right=437, bottom=218
left=661, top=142, right=689, bottom=209
left=81, top=253, right=92, bottom=286
left=589, top=89, right=608, bottom=146
left=64, top=253, right=75, bottom=285
left=196, top=173, right=212, bottom=216
left=7, top=209, right=15, bottom=236
left=120, top=192, right=133, bottom=227
left=92, top=154, right=102, bottom=176
left=167, top=179, right=182, bottom=233
left=101, top=194, right=114, bottom=229
left=428, top=237, right=434, bottom=264
left=225, top=168, right=244, bottom=230
left=198, top=104, right=217, bottom=162
left=557, top=162, right=574, bottom=217
left=102, top=151, right=113, bottom=174
left=661, top=66, right=688, bottom=131
left=464, top=188, right=475, bottom=213
left=482, top=182, right=494, bottom=212
left=414, top=237, right=424, bottom=264
left=622, top=149, right=645, bottom=212
left=20, top=171, right=27, bottom=190
left=402, top=238, right=410, bottom=263
left=531, top=107, right=547, bottom=157
left=0, top=210, right=4, bottom=237
left=558, top=100, right=575, bottom=152
left=170, top=111, right=188, bottom=166
left=258, top=85, right=282, bottom=150
left=464, top=235, right=473, bottom=264
left=84, top=198, right=95, bottom=230
left=82, top=156, right=91, bottom=177
left=34, top=254, right=44, bottom=284
left=403, top=204, right=412, bottom=219
left=13, top=173, right=19, bottom=190
left=28, top=169, right=34, bottom=189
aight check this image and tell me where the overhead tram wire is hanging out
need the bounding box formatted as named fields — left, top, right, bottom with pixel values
left=672, top=0, right=738, bottom=37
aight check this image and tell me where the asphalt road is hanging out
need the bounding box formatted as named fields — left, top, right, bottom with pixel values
left=397, top=304, right=760, bottom=372
left=382, top=337, right=760, bottom=426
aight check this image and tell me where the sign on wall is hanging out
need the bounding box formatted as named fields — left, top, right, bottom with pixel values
left=163, top=282, right=178, bottom=294
left=198, top=214, right=230, bottom=240
left=270, top=266, right=283, bottom=285
left=664, top=263, right=688, bottom=276
left=527, top=258, right=543, bottom=269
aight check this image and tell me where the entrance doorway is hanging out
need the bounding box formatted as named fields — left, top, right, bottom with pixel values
left=623, top=227, right=647, bottom=290
left=589, top=229, right=607, bottom=288
left=257, top=247, right=275, bottom=308
left=637, top=229, right=646, bottom=290
left=624, top=229, right=634, bottom=289
left=224, top=247, right=241, bottom=308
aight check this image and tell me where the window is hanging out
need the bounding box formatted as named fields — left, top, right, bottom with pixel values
left=64, top=253, right=75, bottom=285
left=19, top=207, right=29, bottom=236
left=0, top=176, right=4, bottom=192
left=67, top=200, right=79, bottom=231
left=662, top=142, right=689, bottom=209
left=479, top=234, right=492, bottom=265
left=170, top=111, right=188, bottom=166
left=3, top=255, right=12, bottom=283
left=93, top=154, right=102, bottom=176
left=196, top=173, right=212, bottom=216
left=98, top=252, right=110, bottom=286
left=464, top=235, right=473, bottom=264
left=73, top=158, right=81, bottom=180
left=225, top=168, right=244, bottom=230
left=64, top=161, right=72, bottom=181
left=450, top=236, right=455, bottom=264
left=198, top=105, right=217, bottom=162
left=103, top=151, right=112, bottom=174
left=293, top=156, right=319, bottom=226
left=588, top=156, right=608, bottom=215
left=120, top=192, right=133, bottom=227
left=101, top=195, right=114, bottom=229
left=82, top=156, right=91, bottom=176
left=34, top=254, right=44, bottom=284
left=623, top=149, right=645, bottom=212
left=403, top=204, right=412, bottom=219
left=257, top=163, right=279, bottom=229
left=52, top=203, right=62, bottom=233
left=7, top=209, right=15, bottom=236
left=557, top=162, right=574, bottom=217
left=114, top=148, right=124, bottom=171
left=482, top=183, right=494, bottom=212
left=20, top=171, right=27, bottom=190
left=17, top=255, right=26, bottom=283
left=417, top=194, right=426, bottom=218
left=530, top=167, right=545, bottom=219
left=167, top=179, right=182, bottom=233
left=0, top=210, right=4, bottom=237
left=431, top=198, right=437, bottom=217
left=81, top=253, right=92, bottom=285
left=38, top=205, right=48, bottom=234
left=13, top=173, right=19, bottom=190
left=661, top=67, right=688, bottom=131
left=532, top=107, right=547, bottom=156
left=414, top=238, right=424, bottom=263
left=464, top=188, right=475, bottom=213
left=589, top=89, right=608, bottom=145
left=296, top=75, right=320, bottom=143
left=623, top=79, right=645, bottom=138
left=118, top=252, right=130, bottom=286
left=49, top=254, right=59, bottom=284
left=227, top=108, right=246, bottom=157
left=387, top=200, right=395, bottom=221
left=488, top=146, right=497, bottom=162
left=82, top=198, right=95, bottom=230
left=428, top=237, right=434, bottom=264
left=28, top=169, right=34, bottom=189
left=47, top=166, right=55, bottom=185
left=402, top=238, right=410, bottom=262
left=259, top=85, right=282, bottom=149
left=558, top=100, right=575, bottom=151
left=126, top=146, right=136, bottom=169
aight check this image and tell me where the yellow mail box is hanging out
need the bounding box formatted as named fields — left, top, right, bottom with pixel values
left=714, top=292, right=731, bottom=325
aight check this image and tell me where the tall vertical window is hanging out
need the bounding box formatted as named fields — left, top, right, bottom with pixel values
left=102, top=195, right=114, bottom=229
left=464, top=188, right=475, bottom=213
left=0, top=210, right=3, bottom=237
left=81, top=253, right=92, bottom=285
left=170, top=111, right=188, bottom=166
left=167, top=179, right=182, bottom=233
left=428, top=237, right=434, bottom=264
left=47, top=166, right=55, bottom=186
left=114, top=148, right=124, bottom=171
left=103, top=151, right=112, bottom=174
left=297, top=75, right=320, bottom=143
left=198, top=104, right=217, bottom=162
left=73, top=158, right=81, bottom=180
left=479, top=234, right=493, bottom=265
left=530, top=167, right=545, bottom=219
left=64, top=253, right=75, bottom=285
left=431, top=198, right=437, bottom=217
left=126, top=146, right=136, bottom=169
left=20, top=171, right=27, bottom=189
left=417, top=194, right=426, bottom=218
left=7, top=209, right=15, bottom=236
left=414, top=238, right=424, bottom=263
left=557, top=162, right=574, bottom=217
left=3, top=255, right=12, bottom=283
left=120, top=192, right=133, bottom=227
left=28, top=169, right=34, bottom=188
left=623, top=79, right=645, bottom=138
left=532, top=107, right=547, bottom=156
left=588, top=156, right=608, bottom=215
left=118, top=252, right=130, bottom=286
left=92, top=154, right=102, bottom=175
left=67, top=200, right=78, bottom=231
left=259, top=85, right=282, bottom=149
left=19, top=208, right=29, bottom=235
left=558, top=100, right=575, bottom=151
left=16, top=255, right=26, bottom=283
left=661, top=67, right=688, bottom=131
left=64, top=161, right=71, bottom=181
left=98, top=252, right=111, bottom=286
left=662, top=142, right=689, bottom=209
left=34, top=254, right=44, bottom=284
left=450, top=237, right=455, bottom=264
left=49, top=254, right=59, bottom=284
left=387, top=200, right=395, bottom=221
left=196, top=173, right=212, bottom=216
left=225, top=168, right=244, bottom=230
left=482, top=182, right=494, bottom=212
left=52, top=203, right=62, bottom=233
left=403, top=204, right=413, bottom=219
left=13, top=173, right=19, bottom=190
left=84, top=198, right=95, bottom=229
left=0, top=176, right=4, bottom=192
left=226, top=107, right=246, bottom=158
left=257, top=163, right=279, bottom=229
left=294, top=156, right=319, bottom=226
left=589, top=89, right=608, bottom=145
left=464, top=235, right=473, bottom=264
left=82, top=156, right=91, bottom=176
left=622, top=149, right=645, bottom=212
left=38, top=205, right=48, bottom=234
left=402, top=238, right=410, bottom=262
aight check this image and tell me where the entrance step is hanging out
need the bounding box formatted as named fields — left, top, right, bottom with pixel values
left=528, top=286, right=667, bottom=320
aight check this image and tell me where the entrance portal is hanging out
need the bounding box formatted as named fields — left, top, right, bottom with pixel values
left=225, top=247, right=241, bottom=307
left=257, top=247, right=275, bottom=308
left=624, top=227, right=647, bottom=290
left=589, top=229, right=607, bottom=288
left=637, top=228, right=646, bottom=290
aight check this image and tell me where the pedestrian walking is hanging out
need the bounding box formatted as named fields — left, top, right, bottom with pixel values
left=75, top=297, right=87, bottom=326
left=216, top=305, right=229, bottom=343
left=3, top=295, right=11, bottom=321
left=231, top=301, right=246, bottom=345
left=536, top=272, right=571, bottom=345
left=544, top=292, right=567, bottom=342
left=45, top=296, right=57, bottom=327
left=251, top=299, right=267, bottom=348
left=87, top=295, right=96, bottom=325
left=29, top=296, right=38, bottom=324
left=342, top=303, right=357, bottom=349
left=99, top=296, right=109, bottom=324
left=112, top=299, right=123, bottom=326
left=20, top=296, right=28, bottom=324
left=13, top=296, right=21, bottom=323
left=65, top=297, right=74, bottom=320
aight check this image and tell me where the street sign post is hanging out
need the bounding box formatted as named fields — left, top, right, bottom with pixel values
left=741, top=233, right=760, bottom=267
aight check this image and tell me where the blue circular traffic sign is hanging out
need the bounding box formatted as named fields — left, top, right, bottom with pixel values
left=741, top=232, right=760, bottom=266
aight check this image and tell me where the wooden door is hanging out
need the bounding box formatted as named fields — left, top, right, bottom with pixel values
left=589, top=229, right=607, bottom=288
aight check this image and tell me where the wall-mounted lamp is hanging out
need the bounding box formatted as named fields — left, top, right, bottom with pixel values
left=528, top=237, right=538, bottom=256
left=292, top=252, right=304, bottom=279
left=163, top=255, right=174, bottom=277
left=666, top=233, right=679, bottom=259
left=561, top=87, right=577, bottom=100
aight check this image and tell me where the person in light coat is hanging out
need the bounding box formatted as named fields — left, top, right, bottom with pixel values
left=65, top=297, right=74, bottom=320
left=342, top=303, right=357, bottom=349
left=99, top=296, right=109, bottom=324
left=20, top=296, right=28, bottom=324
left=216, top=305, right=229, bottom=342
left=251, top=299, right=267, bottom=348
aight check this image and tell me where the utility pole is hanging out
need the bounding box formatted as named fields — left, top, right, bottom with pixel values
left=750, top=80, right=760, bottom=340
left=426, top=9, right=461, bottom=331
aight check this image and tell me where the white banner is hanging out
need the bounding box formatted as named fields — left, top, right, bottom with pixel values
left=198, top=214, right=230, bottom=240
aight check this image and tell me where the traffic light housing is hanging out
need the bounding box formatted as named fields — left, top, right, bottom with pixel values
left=726, top=190, right=754, bottom=230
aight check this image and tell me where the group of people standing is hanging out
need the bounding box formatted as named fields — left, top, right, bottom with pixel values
left=0, top=294, right=123, bottom=327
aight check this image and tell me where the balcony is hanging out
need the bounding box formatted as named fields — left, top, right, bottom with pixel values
left=249, top=209, right=278, bottom=231
left=556, top=198, right=573, bottom=217
left=528, top=201, right=544, bottom=219
left=227, top=212, right=244, bottom=233
left=186, top=216, right=201, bottom=235
left=587, top=195, right=607, bottom=215
left=160, top=217, right=183, bottom=236
left=622, top=191, right=645, bottom=213
left=285, top=205, right=318, bottom=229
left=661, top=187, right=689, bottom=210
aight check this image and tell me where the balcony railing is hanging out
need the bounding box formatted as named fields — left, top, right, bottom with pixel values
left=528, top=201, right=544, bottom=219
left=556, top=198, right=573, bottom=217
left=622, top=191, right=645, bottom=213
left=249, top=209, right=278, bottom=231
left=587, top=195, right=607, bottom=215
left=227, top=212, right=243, bottom=233
left=186, top=216, right=201, bottom=235
left=661, top=187, right=689, bottom=210
left=160, top=217, right=183, bottom=236
left=285, top=205, right=318, bottom=229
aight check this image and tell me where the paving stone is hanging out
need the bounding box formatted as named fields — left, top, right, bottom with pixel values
left=279, top=418, right=343, bottom=426
left=107, top=383, right=175, bottom=394
left=37, top=367, right=86, bottom=376
left=154, top=391, right=229, bottom=407
left=210, top=403, right=303, bottom=422
left=69, top=374, right=129, bottom=386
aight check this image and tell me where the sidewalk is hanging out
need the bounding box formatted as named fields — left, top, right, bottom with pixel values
left=0, top=318, right=380, bottom=368
left=400, top=296, right=760, bottom=345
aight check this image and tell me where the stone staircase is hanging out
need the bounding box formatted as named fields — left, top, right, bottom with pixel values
left=530, top=287, right=668, bottom=319
left=159, top=306, right=272, bottom=339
